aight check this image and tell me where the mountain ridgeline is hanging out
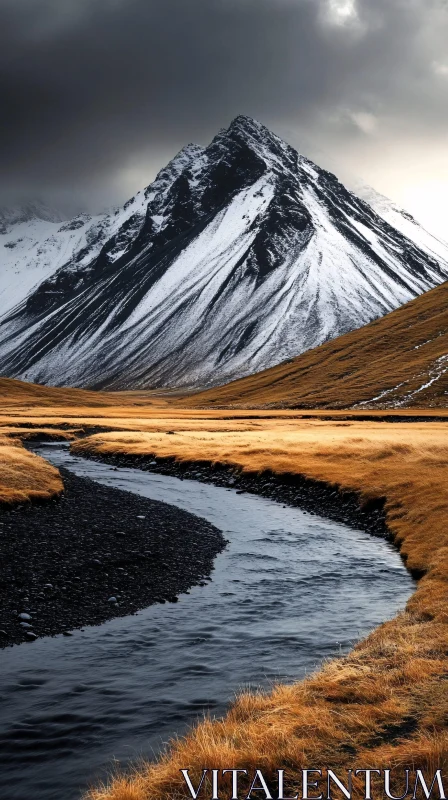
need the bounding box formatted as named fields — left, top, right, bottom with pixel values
left=0, top=115, right=448, bottom=390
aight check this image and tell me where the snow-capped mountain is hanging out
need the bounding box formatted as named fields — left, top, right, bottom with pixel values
left=353, top=182, right=448, bottom=266
left=1, top=115, right=448, bottom=390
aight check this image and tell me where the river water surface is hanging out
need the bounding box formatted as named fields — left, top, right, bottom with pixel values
left=0, top=445, right=414, bottom=800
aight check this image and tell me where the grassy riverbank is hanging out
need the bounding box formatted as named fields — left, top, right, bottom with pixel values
left=69, top=419, right=448, bottom=800
left=0, top=434, right=62, bottom=504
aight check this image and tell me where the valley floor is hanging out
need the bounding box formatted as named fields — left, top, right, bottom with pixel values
left=1, top=391, right=448, bottom=799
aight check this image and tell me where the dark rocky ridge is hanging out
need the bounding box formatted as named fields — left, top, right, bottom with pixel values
left=0, top=468, right=226, bottom=648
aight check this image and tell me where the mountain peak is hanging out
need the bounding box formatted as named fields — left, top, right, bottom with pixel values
left=1, top=116, right=448, bottom=391
left=225, top=114, right=282, bottom=146
left=228, top=114, right=266, bottom=132
left=217, top=115, right=299, bottom=172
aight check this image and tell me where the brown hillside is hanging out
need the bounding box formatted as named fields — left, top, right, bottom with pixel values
left=0, top=377, right=167, bottom=408
left=179, top=281, right=448, bottom=409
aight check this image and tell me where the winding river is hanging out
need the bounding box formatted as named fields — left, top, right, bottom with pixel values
left=0, top=445, right=414, bottom=800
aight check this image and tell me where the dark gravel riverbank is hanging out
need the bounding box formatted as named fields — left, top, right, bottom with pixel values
left=75, top=449, right=392, bottom=541
left=0, top=468, right=226, bottom=648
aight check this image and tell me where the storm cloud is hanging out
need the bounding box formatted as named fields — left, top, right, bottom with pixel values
left=1, top=0, right=447, bottom=232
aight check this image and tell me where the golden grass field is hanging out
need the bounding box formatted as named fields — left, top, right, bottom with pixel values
left=180, top=281, right=448, bottom=409
left=1, top=379, right=448, bottom=798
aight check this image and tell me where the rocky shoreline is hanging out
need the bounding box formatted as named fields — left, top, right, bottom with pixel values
left=75, top=448, right=403, bottom=554
left=0, top=468, right=226, bottom=648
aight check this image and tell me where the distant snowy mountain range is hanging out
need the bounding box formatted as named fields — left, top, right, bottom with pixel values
left=0, top=115, right=447, bottom=390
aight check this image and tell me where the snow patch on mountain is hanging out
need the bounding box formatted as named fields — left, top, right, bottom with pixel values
left=0, top=214, right=97, bottom=316
left=353, top=183, right=448, bottom=266
left=124, top=175, right=275, bottom=331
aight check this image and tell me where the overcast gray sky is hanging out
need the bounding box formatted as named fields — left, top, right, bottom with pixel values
left=1, top=0, right=447, bottom=237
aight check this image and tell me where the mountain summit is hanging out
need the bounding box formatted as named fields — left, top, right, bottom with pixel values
left=1, top=116, right=448, bottom=389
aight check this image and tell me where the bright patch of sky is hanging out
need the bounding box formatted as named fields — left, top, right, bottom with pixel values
left=324, top=0, right=359, bottom=26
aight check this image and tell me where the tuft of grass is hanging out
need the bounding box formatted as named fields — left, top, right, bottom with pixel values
left=0, top=434, right=63, bottom=504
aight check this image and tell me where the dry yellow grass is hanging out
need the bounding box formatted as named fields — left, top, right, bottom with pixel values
left=72, top=419, right=448, bottom=800
left=179, top=281, right=448, bottom=409
left=1, top=376, right=447, bottom=440
left=1, top=406, right=447, bottom=440
left=0, top=434, right=63, bottom=504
